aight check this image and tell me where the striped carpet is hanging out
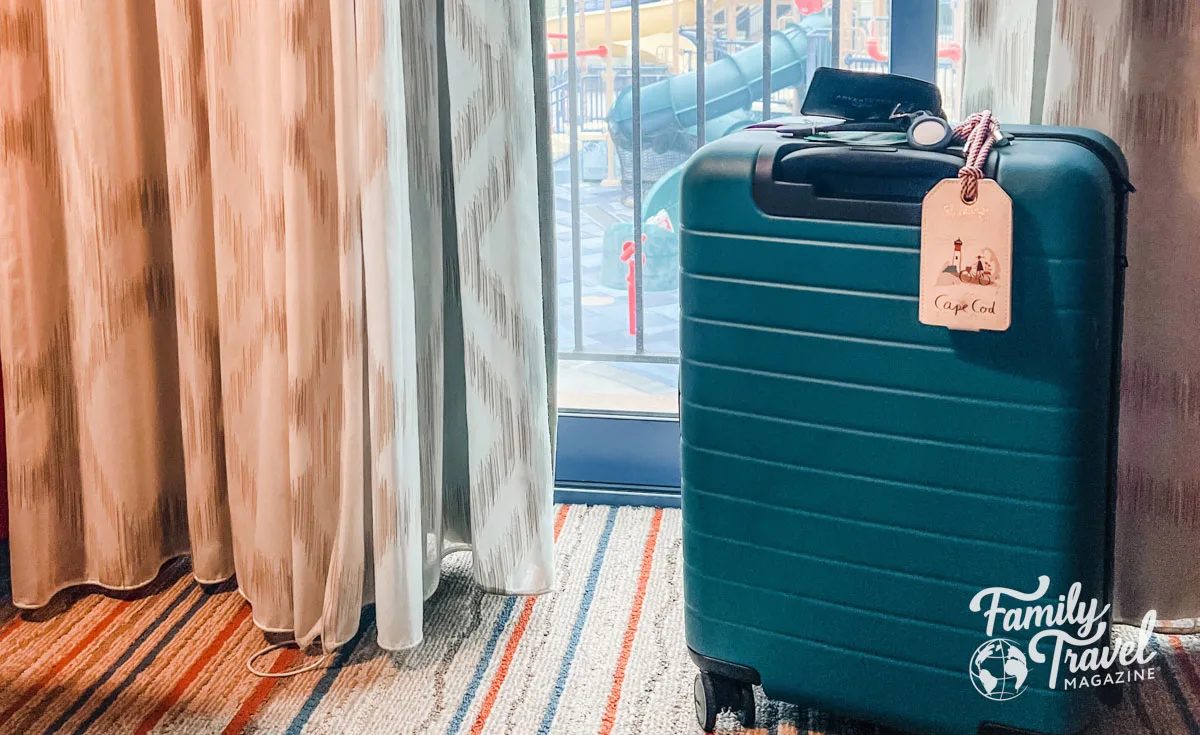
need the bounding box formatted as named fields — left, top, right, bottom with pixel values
left=1, top=505, right=1199, bottom=734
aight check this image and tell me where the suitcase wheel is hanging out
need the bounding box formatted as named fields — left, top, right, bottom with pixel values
left=694, top=671, right=755, bottom=732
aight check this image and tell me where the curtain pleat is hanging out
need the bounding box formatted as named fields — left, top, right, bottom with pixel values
left=0, top=0, right=555, bottom=651
left=360, top=0, right=430, bottom=651
left=442, top=0, right=554, bottom=596
left=961, top=0, right=1053, bottom=123
left=152, top=0, right=235, bottom=587
left=530, top=0, right=558, bottom=458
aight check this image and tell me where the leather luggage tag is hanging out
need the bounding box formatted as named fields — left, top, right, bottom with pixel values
left=918, top=179, right=1013, bottom=332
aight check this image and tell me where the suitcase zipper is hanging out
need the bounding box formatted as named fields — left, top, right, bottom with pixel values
left=1006, top=130, right=1136, bottom=194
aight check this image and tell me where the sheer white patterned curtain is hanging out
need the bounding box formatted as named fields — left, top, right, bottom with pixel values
left=964, top=0, right=1200, bottom=629
left=352, top=0, right=556, bottom=650
left=357, top=0, right=558, bottom=649
left=0, top=0, right=555, bottom=652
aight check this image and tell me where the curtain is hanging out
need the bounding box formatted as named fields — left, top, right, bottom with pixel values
left=965, top=0, right=1200, bottom=630
left=0, top=0, right=556, bottom=652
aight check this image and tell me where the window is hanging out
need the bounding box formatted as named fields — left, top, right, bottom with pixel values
left=548, top=0, right=966, bottom=501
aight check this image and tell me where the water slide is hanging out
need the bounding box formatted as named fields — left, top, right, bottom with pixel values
left=599, top=10, right=830, bottom=297
left=607, top=10, right=830, bottom=148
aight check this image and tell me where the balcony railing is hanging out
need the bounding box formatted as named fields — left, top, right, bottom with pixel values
left=548, top=1, right=964, bottom=408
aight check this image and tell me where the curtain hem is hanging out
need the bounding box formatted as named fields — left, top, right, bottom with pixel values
left=9, top=551, right=195, bottom=610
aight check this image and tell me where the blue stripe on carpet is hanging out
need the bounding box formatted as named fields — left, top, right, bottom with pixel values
left=1149, top=636, right=1200, bottom=734
left=537, top=506, right=619, bottom=735
left=285, top=606, right=377, bottom=735
left=443, top=595, right=519, bottom=735
left=42, top=584, right=195, bottom=735
left=69, top=591, right=211, bottom=734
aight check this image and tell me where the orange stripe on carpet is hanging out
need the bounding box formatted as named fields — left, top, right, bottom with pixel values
left=221, top=646, right=301, bottom=735
left=553, top=504, right=571, bottom=539
left=466, top=504, right=571, bottom=735
left=468, top=596, right=536, bottom=735
left=0, top=615, right=21, bottom=647
left=598, top=507, right=663, bottom=735
left=0, top=600, right=129, bottom=727
left=133, top=603, right=253, bottom=735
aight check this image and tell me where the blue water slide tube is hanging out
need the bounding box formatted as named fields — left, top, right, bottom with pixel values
left=607, top=12, right=831, bottom=148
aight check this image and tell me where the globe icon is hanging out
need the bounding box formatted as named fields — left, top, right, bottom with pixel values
left=970, top=639, right=1029, bottom=701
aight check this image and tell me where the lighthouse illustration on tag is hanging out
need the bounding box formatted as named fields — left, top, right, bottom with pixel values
left=919, top=179, right=1013, bottom=332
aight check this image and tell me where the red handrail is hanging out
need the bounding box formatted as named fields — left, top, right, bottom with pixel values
left=866, top=37, right=888, bottom=62
left=863, top=38, right=963, bottom=64
left=548, top=45, right=609, bottom=61
left=939, top=42, right=962, bottom=63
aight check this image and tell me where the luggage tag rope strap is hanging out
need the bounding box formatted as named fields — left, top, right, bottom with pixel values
left=953, top=111, right=1001, bottom=204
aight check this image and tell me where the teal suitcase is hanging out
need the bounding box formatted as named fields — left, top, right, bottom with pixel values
left=680, top=120, right=1131, bottom=735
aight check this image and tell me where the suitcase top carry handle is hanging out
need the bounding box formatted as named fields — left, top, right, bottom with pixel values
left=753, top=145, right=967, bottom=226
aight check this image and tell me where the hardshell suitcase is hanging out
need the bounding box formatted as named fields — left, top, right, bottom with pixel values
left=680, top=121, right=1130, bottom=735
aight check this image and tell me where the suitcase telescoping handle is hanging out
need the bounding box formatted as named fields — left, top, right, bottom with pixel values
left=753, top=146, right=966, bottom=226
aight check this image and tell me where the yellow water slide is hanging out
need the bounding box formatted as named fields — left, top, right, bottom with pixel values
left=547, top=0, right=698, bottom=60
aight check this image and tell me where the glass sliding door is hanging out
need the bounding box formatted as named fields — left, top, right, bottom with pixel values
left=547, top=0, right=965, bottom=501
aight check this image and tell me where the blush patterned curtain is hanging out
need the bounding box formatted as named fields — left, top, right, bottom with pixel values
left=0, top=0, right=556, bottom=651
left=965, top=0, right=1200, bottom=630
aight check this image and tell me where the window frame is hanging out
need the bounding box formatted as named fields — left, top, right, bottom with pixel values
left=552, top=0, right=943, bottom=505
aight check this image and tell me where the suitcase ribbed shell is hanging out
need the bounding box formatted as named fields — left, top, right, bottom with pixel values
left=680, top=124, right=1129, bottom=735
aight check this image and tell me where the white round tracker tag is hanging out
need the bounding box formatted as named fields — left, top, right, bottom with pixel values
left=907, top=114, right=954, bottom=150
left=918, top=178, right=1013, bottom=332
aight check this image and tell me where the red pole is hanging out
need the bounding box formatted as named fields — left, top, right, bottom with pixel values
left=548, top=45, right=609, bottom=61
left=620, top=236, right=647, bottom=337
left=626, top=263, right=637, bottom=336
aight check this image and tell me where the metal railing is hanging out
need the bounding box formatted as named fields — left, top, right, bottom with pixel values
left=555, top=0, right=792, bottom=367
left=565, top=0, right=583, bottom=352
left=553, top=3, right=961, bottom=368
left=548, top=67, right=674, bottom=135
left=555, top=0, right=707, bottom=365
